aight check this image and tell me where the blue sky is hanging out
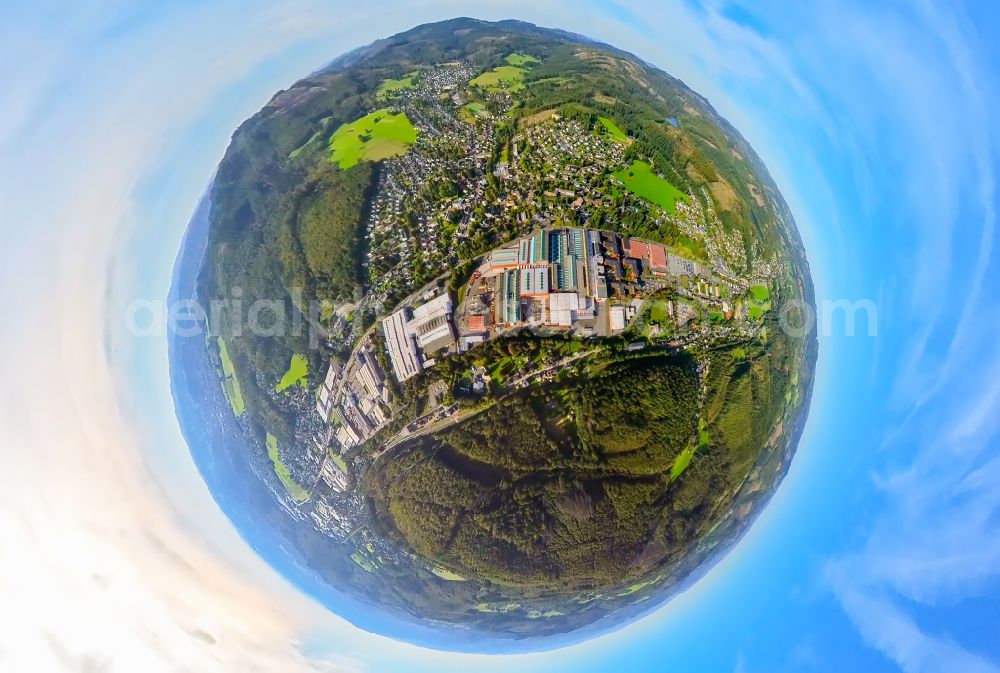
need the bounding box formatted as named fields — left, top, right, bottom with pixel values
left=1, top=1, right=998, bottom=672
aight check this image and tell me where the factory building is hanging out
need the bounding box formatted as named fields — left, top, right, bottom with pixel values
left=381, top=293, right=457, bottom=383
left=517, top=228, right=549, bottom=265
left=489, top=247, right=520, bottom=269
left=355, top=349, right=391, bottom=405
left=497, top=269, right=522, bottom=324
left=410, top=294, right=456, bottom=354
left=519, top=266, right=550, bottom=297
left=315, top=361, right=341, bottom=421
left=383, top=308, right=421, bottom=382
left=549, top=292, right=596, bottom=327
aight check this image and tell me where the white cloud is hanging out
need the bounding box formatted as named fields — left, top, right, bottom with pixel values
left=0, top=2, right=370, bottom=672
left=828, top=566, right=1000, bottom=673
left=4, top=2, right=998, bottom=672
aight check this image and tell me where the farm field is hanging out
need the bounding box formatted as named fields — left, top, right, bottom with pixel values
left=330, top=109, right=418, bottom=169
left=613, top=160, right=687, bottom=213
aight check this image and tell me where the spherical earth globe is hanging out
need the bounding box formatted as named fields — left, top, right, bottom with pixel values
left=170, top=17, right=816, bottom=650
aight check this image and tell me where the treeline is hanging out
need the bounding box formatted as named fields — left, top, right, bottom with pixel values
left=368, top=327, right=802, bottom=592
left=292, top=163, right=375, bottom=301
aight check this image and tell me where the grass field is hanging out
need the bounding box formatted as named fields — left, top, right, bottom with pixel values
left=276, top=353, right=308, bottom=393
left=329, top=450, right=349, bottom=473
left=217, top=337, right=245, bottom=417
left=530, top=76, right=570, bottom=87
left=670, top=447, right=695, bottom=480
left=649, top=300, right=669, bottom=324
left=750, top=284, right=771, bottom=302
left=431, top=566, right=467, bottom=581
left=613, top=160, right=687, bottom=213
left=747, top=285, right=772, bottom=320
left=617, top=575, right=663, bottom=597
left=267, top=433, right=309, bottom=502
left=376, top=73, right=417, bottom=99
left=460, top=102, right=486, bottom=123
left=489, top=357, right=513, bottom=382
left=505, top=52, right=539, bottom=67
left=351, top=550, right=376, bottom=572
left=557, top=340, right=583, bottom=356
left=597, top=116, right=628, bottom=141
left=487, top=354, right=529, bottom=383
left=288, top=116, right=332, bottom=160
left=470, top=65, right=527, bottom=92
left=330, top=109, right=418, bottom=169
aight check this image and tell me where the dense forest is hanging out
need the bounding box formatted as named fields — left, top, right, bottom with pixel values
left=369, top=294, right=803, bottom=591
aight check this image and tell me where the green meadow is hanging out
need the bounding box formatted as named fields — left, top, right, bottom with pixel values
left=460, top=102, right=487, bottom=123
left=613, top=160, right=687, bottom=213
left=506, top=52, right=539, bottom=67
left=276, top=353, right=309, bottom=393
left=330, top=109, right=418, bottom=169
left=617, top=575, right=663, bottom=597
left=329, top=450, right=349, bottom=472
left=747, top=285, right=772, bottom=320
left=432, top=566, right=467, bottom=581
left=670, top=447, right=694, bottom=480
left=288, top=116, right=333, bottom=160
left=267, top=433, right=309, bottom=502
left=750, top=285, right=770, bottom=302
left=470, top=65, right=527, bottom=92
left=376, top=73, right=418, bottom=99
left=649, top=300, right=669, bottom=325
left=217, top=337, right=245, bottom=417
left=597, top=116, right=628, bottom=141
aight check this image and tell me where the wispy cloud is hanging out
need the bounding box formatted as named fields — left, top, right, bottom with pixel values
left=812, top=0, right=1000, bottom=670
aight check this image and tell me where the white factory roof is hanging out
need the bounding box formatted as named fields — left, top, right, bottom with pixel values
left=382, top=308, right=421, bottom=382
left=549, top=292, right=581, bottom=327
left=411, top=293, right=452, bottom=321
